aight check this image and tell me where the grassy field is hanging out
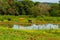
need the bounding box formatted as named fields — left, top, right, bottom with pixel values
left=0, top=15, right=60, bottom=25
left=0, top=28, right=60, bottom=40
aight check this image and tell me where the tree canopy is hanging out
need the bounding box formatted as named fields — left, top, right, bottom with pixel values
left=0, top=0, right=60, bottom=17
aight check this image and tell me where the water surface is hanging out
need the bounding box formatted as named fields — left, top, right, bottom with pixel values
left=13, top=24, right=60, bottom=30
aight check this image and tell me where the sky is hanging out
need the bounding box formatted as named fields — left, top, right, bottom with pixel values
left=32, top=0, right=59, bottom=3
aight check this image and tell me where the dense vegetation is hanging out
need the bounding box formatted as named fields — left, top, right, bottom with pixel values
left=0, top=28, right=60, bottom=40
left=0, top=0, right=60, bottom=17
left=0, top=0, right=60, bottom=40
left=0, top=15, right=60, bottom=24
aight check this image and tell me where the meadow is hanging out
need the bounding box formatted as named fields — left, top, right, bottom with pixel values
left=0, top=15, right=60, bottom=24
left=0, top=28, right=60, bottom=40
left=0, top=15, right=60, bottom=40
left=0, top=0, right=60, bottom=40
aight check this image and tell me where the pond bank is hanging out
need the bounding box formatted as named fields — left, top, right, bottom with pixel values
left=0, top=21, right=60, bottom=25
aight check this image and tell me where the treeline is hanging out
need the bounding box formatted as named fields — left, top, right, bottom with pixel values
left=0, top=0, right=60, bottom=17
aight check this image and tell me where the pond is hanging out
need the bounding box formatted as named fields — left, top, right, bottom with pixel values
left=13, top=24, right=60, bottom=30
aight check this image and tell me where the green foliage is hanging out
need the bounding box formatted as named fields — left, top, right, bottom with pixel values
left=0, top=15, right=60, bottom=23
left=0, top=0, right=60, bottom=16
left=49, top=3, right=60, bottom=16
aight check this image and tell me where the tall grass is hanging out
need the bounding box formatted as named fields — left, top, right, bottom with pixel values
left=0, top=28, right=60, bottom=40
left=0, top=15, right=60, bottom=24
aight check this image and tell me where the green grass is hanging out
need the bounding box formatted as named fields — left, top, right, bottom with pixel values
left=0, top=28, right=60, bottom=40
left=0, top=15, right=60, bottom=24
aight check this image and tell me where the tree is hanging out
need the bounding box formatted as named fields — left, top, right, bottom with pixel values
left=16, top=1, right=34, bottom=15
left=0, top=0, right=60, bottom=17
left=0, top=0, right=9, bottom=15
left=39, top=3, right=51, bottom=16
left=7, top=0, right=19, bottom=15
left=49, top=3, right=59, bottom=16
left=29, top=5, right=41, bottom=16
